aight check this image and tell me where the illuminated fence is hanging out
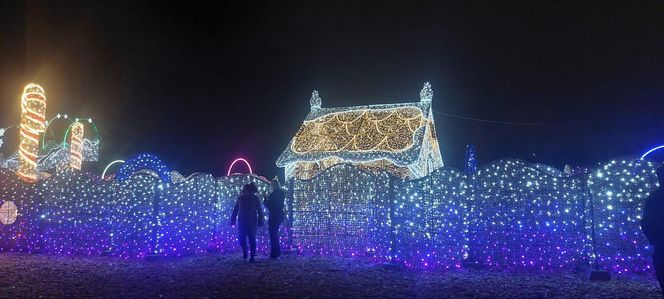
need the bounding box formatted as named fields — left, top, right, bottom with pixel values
left=106, top=173, right=275, bottom=258
left=0, top=169, right=39, bottom=252
left=290, top=164, right=390, bottom=258
left=288, top=158, right=660, bottom=272
left=0, top=158, right=660, bottom=274
left=465, top=160, right=589, bottom=270
left=110, top=173, right=161, bottom=258
left=159, top=174, right=218, bottom=256
left=40, top=169, right=113, bottom=255
left=0, top=169, right=274, bottom=258
left=391, top=167, right=469, bottom=269
left=587, top=159, right=659, bottom=274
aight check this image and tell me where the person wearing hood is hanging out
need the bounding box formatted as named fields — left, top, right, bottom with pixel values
left=231, top=182, right=264, bottom=262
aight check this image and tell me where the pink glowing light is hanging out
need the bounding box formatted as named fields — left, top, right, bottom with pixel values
left=227, top=158, right=253, bottom=176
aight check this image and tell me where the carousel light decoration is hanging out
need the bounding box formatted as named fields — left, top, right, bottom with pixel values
left=276, top=83, right=444, bottom=181
left=69, top=121, right=84, bottom=170
left=18, top=83, right=47, bottom=183
left=227, top=158, right=253, bottom=176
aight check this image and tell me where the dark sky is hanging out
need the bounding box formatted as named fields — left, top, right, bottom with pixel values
left=1, top=1, right=663, bottom=178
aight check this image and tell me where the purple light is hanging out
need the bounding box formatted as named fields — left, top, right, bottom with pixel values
left=0, top=158, right=659, bottom=274
left=227, top=158, right=253, bottom=176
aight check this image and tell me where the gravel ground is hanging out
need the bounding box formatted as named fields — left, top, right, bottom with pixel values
left=0, top=253, right=661, bottom=298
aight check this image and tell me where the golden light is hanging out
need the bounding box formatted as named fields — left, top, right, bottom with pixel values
left=69, top=121, right=84, bottom=170
left=18, top=83, right=47, bottom=183
left=277, top=83, right=444, bottom=180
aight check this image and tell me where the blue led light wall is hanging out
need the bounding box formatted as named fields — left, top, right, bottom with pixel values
left=0, top=157, right=660, bottom=274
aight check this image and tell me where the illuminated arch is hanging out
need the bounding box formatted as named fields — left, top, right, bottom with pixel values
left=642, top=145, right=664, bottom=160
left=40, top=115, right=99, bottom=152
left=62, top=118, right=100, bottom=144
left=102, top=159, right=125, bottom=179
left=40, top=114, right=68, bottom=150
left=227, top=158, right=253, bottom=176
left=116, top=153, right=171, bottom=183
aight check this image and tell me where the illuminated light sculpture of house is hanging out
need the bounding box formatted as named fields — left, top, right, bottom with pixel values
left=277, top=82, right=444, bottom=180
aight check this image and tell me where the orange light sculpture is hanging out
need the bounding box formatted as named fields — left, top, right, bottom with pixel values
left=18, top=84, right=47, bottom=183
left=69, top=121, right=84, bottom=170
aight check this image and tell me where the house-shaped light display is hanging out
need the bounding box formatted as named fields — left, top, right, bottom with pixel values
left=277, top=82, right=444, bottom=180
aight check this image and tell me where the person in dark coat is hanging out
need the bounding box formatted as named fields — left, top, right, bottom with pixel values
left=230, top=183, right=264, bottom=262
left=642, top=166, right=664, bottom=294
left=264, top=178, right=286, bottom=259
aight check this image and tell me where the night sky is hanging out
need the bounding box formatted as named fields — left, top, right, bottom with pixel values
left=1, top=1, right=663, bottom=178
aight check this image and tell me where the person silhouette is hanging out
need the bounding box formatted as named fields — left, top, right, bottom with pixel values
left=642, top=166, right=664, bottom=294
left=264, top=178, right=286, bottom=259
left=230, top=183, right=264, bottom=262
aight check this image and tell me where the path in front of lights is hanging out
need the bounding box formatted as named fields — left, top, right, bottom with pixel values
left=0, top=253, right=660, bottom=298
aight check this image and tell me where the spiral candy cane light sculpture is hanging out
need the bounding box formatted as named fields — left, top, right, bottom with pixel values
left=18, top=83, right=47, bottom=183
left=69, top=121, right=84, bottom=170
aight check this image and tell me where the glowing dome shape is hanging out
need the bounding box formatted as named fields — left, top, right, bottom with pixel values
left=18, top=83, right=47, bottom=183
left=0, top=201, right=18, bottom=225
left=227, top=158, right=253, bottom=176
left=69, top=121, right=84, bottom=170
left=116, top=153, right=171, bottom=183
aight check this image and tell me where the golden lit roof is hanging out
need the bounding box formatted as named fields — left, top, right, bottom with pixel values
left=292, top=107, right=426, bottom=154
left=277, top=83, right=442, bottom=170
